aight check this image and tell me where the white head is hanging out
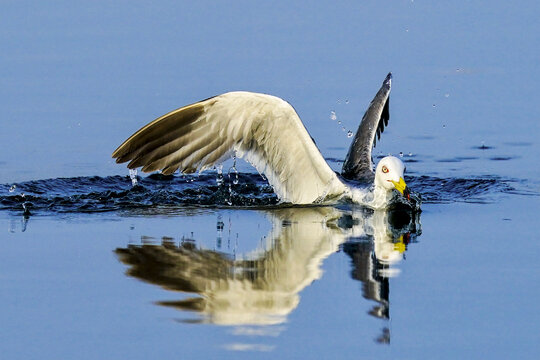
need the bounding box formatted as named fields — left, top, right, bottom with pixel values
left=374, top=156, right=408, bottom=197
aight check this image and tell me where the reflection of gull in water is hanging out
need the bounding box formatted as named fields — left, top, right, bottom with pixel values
left=116, top=207, right=420, bottom=330
left=343, top=210, right=420, bottom=321
left=117, top=207, right=346, bottom=325
left=342, top=209, right=420, bottom=344
left=112, top=74, right=416, bottom=209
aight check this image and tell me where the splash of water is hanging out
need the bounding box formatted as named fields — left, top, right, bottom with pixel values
left=129, top=169, right=138, bottom=186
left=228, top=155, right=239, bottom=185
left=216, top=165, right=224, bottom=186
left=0, top=172, right=529, bottom=215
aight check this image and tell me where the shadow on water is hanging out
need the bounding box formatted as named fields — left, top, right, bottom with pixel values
left=115, top=206, right=421, bottom=345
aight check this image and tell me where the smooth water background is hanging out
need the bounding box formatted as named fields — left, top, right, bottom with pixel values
left=1, top=1, right=539, bottom=359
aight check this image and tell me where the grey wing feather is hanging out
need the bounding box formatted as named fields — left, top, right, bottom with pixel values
left=341, top=73, right=392, bottom=180
left=112, top=98, right=215, bottom=173
left=374, top=96, right=390, bottom=147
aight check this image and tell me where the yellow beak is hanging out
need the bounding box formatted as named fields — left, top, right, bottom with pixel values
left=391, top=177, right=407, bottom=195
left=394, top=235, right=407, bottom=253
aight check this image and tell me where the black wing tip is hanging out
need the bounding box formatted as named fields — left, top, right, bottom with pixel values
left=384, top=72, right=392, bottom=87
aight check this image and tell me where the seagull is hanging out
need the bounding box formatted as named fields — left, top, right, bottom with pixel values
left=112, top=73, right=411, bottom=209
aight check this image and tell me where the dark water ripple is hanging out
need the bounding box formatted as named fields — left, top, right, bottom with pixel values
left=406, top=176, right=527, bottom=204
left=0, top=172, right=535, bottom=215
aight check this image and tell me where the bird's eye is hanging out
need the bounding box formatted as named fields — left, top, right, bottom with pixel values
left=382, top=166, right=389, bottom=173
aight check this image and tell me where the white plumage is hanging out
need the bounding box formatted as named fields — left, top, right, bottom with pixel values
left=113, top=92, right=347, bottom=204
left=113, top=74, right=411, bottom=208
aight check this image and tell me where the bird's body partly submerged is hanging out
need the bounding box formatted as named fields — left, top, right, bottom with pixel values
left=113, top=73, right=414, bottom=209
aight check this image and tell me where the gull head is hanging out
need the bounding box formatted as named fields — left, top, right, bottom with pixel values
left=374, top=156, right=409, bottom=199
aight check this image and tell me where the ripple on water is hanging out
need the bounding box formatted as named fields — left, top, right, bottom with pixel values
left=503, top=141, right=532, bottom=147
left=436, top=156, right=481, bottom=163
left=0, top=172, right=535, bottom=215
left=473, top=145, right=494, bottom=150
left=489, top=156, right=515, bottom=161
left=456, top=156, right=479, bottom=161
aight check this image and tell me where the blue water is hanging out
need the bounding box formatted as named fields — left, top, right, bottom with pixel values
left=1, top=1, right=540, bottom=359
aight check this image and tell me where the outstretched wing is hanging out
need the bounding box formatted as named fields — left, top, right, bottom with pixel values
left=112, top=92, right=347, bottom=204
left=341, top=73, right=392, bottom=180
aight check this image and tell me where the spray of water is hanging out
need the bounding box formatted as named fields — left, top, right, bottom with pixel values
left=129, top=169, right=138, bottom=186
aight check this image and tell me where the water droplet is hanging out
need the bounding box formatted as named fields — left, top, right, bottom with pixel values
left=337, top=120, right=342, bottom=125
left=347, top=130, right=353, bottom=138
left=330, top=111, right=337, bottom=121
left=399, top=152, right=404, bottom=157
left=442, top=124, right=446, bottom=128
left=216, top=165, right=224, bottom=185
left=408, top=152, right=413, bottom=156
left=129, top=169, right=138, bottom=186
left=432, top=104, right=436, bottom=108
left=9, top=185, right=16, bottom=193
left=228, top=165, right=239, bottom=185
left=444, top=93, right=450, bottom=98
left=345, top=99, right=349, bottom=104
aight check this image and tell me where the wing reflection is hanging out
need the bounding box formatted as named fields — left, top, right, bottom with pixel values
left=116, top=206, right=421, bottom=337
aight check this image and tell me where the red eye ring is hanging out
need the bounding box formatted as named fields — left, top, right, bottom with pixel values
left=382, top=166, right=389, bottom=173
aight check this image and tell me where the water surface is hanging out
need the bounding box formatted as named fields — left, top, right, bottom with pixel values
left=1, top=1, right=540, bottom=359
left=1, top=169, right=538, bottom=359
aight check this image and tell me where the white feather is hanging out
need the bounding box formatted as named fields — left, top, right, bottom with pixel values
left=112, top=91, right=407, bottom=208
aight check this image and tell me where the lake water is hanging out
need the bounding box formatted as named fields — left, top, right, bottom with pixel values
left=1, top=1, right=539, bottom=359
